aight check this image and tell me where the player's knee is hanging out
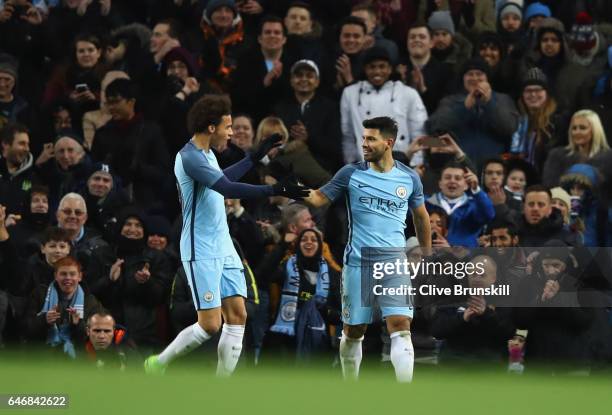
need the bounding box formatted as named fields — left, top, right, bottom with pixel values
left=386, top=316, right=411, bottom=334
left=198, top=320, right=221, bottom=335
left=225, top=308, right=247, bottom=325
left=344, top=324, right=367, bottom=339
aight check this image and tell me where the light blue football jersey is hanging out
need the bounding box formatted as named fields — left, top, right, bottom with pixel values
left=174, top=141, right=235, bottom=261
left=320, top=161, right=424, bottom=267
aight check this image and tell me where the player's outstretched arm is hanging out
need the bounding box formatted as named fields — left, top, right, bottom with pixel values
left=411, top=204, right=432, bottom=249
left=211, top=176, right=310, bottom=200
left=303, top=189, right=331, bottom=208
left=223, top=133, right=283, bottom=181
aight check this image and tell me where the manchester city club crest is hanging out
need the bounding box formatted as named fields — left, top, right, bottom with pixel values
left=204, top=291, right=214, bottom=302
left=396, top=186, right=407, bottom=199
left=281, top=301, right=297, bottom=322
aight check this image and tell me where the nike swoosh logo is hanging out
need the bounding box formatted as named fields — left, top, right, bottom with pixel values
left=309, top=324, right=326, bottom=331
left=357, top=184, right=373, bottom=188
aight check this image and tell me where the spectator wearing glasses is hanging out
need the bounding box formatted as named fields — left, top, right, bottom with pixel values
left=56, top=192, right=107, bottom=271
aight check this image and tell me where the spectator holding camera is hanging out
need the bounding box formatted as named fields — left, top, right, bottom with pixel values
left=42, top=33, right=106, bottom=116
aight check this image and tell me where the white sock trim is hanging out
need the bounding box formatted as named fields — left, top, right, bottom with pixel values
left=222, top=324, right=246, bottom=337
left=389, top=330, right=411, bottom=339
left=193, top=323, right=212, bottom=342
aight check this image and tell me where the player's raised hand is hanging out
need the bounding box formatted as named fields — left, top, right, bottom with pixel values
left=250, top=133, right=283, bottom=161
left=272, top=178, right=310, bottom=200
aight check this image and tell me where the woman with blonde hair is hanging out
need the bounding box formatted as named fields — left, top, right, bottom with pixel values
left=542, top=109, right=611, bottom=187
left=255, top=117, right=331, bottom=188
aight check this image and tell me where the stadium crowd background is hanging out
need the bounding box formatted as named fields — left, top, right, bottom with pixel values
left=1, top=0, right=612, bottom=373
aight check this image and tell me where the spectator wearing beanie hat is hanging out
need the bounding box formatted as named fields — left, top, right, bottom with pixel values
left=146, top=214, right=179, bottom=269
left=159, top=47, right=219, bottom=155
left=428, top=11, right=473, bottom=78
left=199, top=0, right=245, bottom=88
left=510, top=67, right=569, bottom=173
left=521, top=17, right=587, bottom=113
left=80, top=162, right=129, bottom=241
left=524, top=2, right=551, bottom=30
left=550, top=186, right=571, bottom=225
left=568, top=12, right=609, bottom=76
left=498, top=1, right=523, bottom=34
left=427, top=57, right=519, bottom=167
left=0, top=53, right=33, bottom=132
left=34, top=129, right=93, bottom=210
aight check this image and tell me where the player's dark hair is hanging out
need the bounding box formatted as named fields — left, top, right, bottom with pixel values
left=339, top=16, right=367, bottom=35
left=258, top=15, right=287, bottom=37
left=105, top=78, right=138, bottom=101
left=41, top=227, right=72, bottom=245
left=0, top=122, right=29, bottom=145
left=362, top=117, right=398, bottom=140
left=525, top=184, right=551, bottom=200
left=488, top=216, right=519, bottom=237
left=187, top=94, right=232, bottom=135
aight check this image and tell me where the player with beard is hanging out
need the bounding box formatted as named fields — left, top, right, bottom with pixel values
left=304, top=116, right=431, bottom=382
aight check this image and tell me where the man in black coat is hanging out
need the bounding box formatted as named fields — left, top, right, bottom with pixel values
left=0, top=122, right=35, bottom=217
left=273, top=59, right=342, bottom=173
left=231, top=15, right=295, bottom=123
left=90, top=78, right=170, bottom=207
left=514, top=185, right=580, bottom=248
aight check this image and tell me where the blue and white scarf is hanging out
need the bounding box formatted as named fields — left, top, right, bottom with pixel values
left=38, top=282, right=85, bottom=359
left=269, top=256, right=329, bottom=337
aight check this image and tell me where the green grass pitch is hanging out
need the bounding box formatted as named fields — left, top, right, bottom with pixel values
left=1, top=353, right=611, bottom=415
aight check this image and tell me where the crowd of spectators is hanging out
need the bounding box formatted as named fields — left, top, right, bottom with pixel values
left=1, top=0, right=612, bottom=372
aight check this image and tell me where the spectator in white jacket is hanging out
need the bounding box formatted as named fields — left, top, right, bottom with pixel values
left=340, top=46, right=428, bottom=165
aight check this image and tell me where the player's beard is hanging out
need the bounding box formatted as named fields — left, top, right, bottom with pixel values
left=364, top=147, right=385, bottom=162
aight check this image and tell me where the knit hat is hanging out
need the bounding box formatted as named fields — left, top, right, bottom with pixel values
left=570, top=12, right=597, bottom=52
left=461, top=57, right=490, bottom=79
left=499, top=3, right=523, bottom=21
left=521, top=67, right=548, bottom=90
left=89, top=162, right=115, bottom=179
left=525, top=2, right=551, bottom=22
left=205, top=0, right=237, bottom=21
left=537, top=18, right=565, bottom=44
left=0, top=53, right=18, bottom=80
left=147, top=215, right=172, bottom=238
left=363, top=46, right=391, bottom=66
left=550, top=187, right=571, bottom=209
left=428, top=11, right=455, bottom=35
left=162, top=47, right=199, bottom=76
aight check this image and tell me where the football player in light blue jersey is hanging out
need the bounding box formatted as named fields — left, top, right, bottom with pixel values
left=304, top=116, right=431, bottom=382
left=145, top=95, right=308, bottom=375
